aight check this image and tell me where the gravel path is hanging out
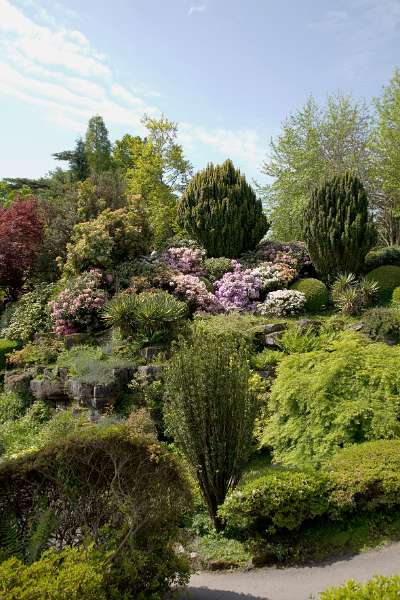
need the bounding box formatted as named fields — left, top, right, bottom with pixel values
left=177, top=542, right=400, bottom=600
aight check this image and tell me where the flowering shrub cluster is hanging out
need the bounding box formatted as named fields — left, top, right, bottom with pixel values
left=49, top=270, right=107, bottom=335
left=257, top=242, right=311, bottom=270
left=251, top=262, right=298, bottom=292
left=162, top=247, right=205, bottom=275
left=258, top=289, right=306, bottom=317
left=215, top=265, right=262, bottom=312
left=172, top=274, right=222, bottom=314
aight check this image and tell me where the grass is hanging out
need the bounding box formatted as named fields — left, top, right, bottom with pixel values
left=189, top=533, right=252, bottom=570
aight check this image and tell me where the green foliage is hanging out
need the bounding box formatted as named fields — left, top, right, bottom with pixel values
left=362, top=307, right=400, bottom=341
left=290, top=278, right=328, bottom=312
left=0, top=391, right=26, bottom=424
left=220, top=468, right=330, bottom=536
left=261, top=333, right=400, bottom=466
left=276, top=325, right=331, bottom=354
left=0, top=547, right=106, bottom=600
left=365, top=245, right=400, bottom=270
left=251, top=349, right=284, bottom=371
left=331, top=273, right=379, bottom=315
left=178, top=159, right=268, bottom=258
left=365, top=265, right=400, bottom=304
left=203, top=257, right=234, bottom=281
left=194, top=313, right=273, bottom=350
left=0, top=401, right=51, bottom=459
left=62, top=201, right=152, bottom=276
left=260, top=94, right=373, bottom=241
left=56, top=345, right=133, bottom=386
left=304, top=172, right=375, bottom=280
left=2, top=284, right=54, bottom=343
left=164, top=327, right=259, bottom=529
left=191, top=533, right=251, bottom=569
left=85, top=115, right=111, bottom=175
left=0, top=425, right=192, bottom=598
left=318, top=575, right=400, bottom=599
left=7, top=339, right=64, bottom=368
left=392, top=286, right=400, bottom=307
left=0, top=339, right=19, bottom=370
left=103, top=290, right=188, bottom=344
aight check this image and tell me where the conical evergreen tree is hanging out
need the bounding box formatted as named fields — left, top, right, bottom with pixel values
left=71, top=137, right=89, bottom=181
left=178, top=159, right=268, bottom=257
left=85, top=115, right=111, bottom=175
left=303, top=172, right=376, bottom=279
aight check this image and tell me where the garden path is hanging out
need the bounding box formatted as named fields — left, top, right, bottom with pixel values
left=177, top=541, right=400, bottom=600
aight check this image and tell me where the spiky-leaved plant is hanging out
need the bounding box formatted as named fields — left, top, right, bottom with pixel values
left=178, top=159, right=268, bottom=258
left=303, top=172, right=375, bottom=280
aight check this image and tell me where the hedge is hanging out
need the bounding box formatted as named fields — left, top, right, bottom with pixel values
left=365, top=265, right=400, bottom=304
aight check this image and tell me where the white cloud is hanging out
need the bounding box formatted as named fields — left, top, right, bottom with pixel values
left=188, top=4, right=206, bottom=15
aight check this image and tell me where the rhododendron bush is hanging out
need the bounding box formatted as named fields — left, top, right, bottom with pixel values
left=256, top=242, right=311, bottom=270
left=49, top=270, right=107, bottom=335
left=215, top=265, right=262, bottom=312
left=251, top=262, right=297, bottom=292
left=258, top=289, right=306, bottom=317
left=162, top=246, right=205, bottom=275
left=172, top=274, right=222, bottom=314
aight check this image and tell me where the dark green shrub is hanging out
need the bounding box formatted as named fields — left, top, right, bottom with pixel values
left=0, top=424, right=192, bottom=598
left=219, top=468, right=331, bottom=537
left=0, top=339, right=19, bottom=370
left=2, top=284, right=55, bottom=343
left=392, top=286, right=400, bottom=306
left=164, top=327, right=259, bottom=529
left=303, top=172, right=375, bottom=280
left=203, top=257, right=234, bottom=281
left=319, top=575, right=400, bottom=599
left=362, top=307, right=400, bottom=341
left=260, top=333, right=400, bottom=466
left=365, top=265, right=400, bottom=304
left=0, top=547, right=106, bottom=600
left=328, top=440, right=400, bottom=514
left=290, top=278, right=328, bottom=312
left=103, top=290, right=188, bottom=344
left=178, top=159, right=268, bottom=258
left=365, top=245, right=400, bottom=270
left=0, top=391, right=26, bottom=424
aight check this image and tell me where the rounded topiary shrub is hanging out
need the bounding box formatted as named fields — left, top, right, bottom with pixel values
left=392, top=286, right=400, bottom=307
left=290, top=278, right=328, bottom=312
left=365, top=265, right=400, bottom=304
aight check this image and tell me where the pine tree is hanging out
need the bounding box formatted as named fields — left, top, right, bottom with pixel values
left=85, top=115, right=111, bottom=175
left=178, top=159, right=268, bottom=258
left=303, top=172, right=376, bottom=280
left=53, top=137, right=89, bottom=181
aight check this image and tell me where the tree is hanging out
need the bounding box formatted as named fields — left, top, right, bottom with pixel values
left=53, top=137, right=89, bottom=181
left=123, top=115, right=193, bottom=248
left=261, top=94, right=373, bottom=241
left=0, top=197, right=44, bottom=295
left=370, top=69, right=400, bottom=245
left=303, top=172, right=375, bottom=280
left=85, top=115, right=112, bottom=175
left=164, top=328, right=259, bottom=530
left=178, top=159, right=268, bottom=258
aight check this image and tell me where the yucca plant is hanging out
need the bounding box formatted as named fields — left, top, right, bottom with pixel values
left=331, top=273, right=379, bottom=315
left=103, top=291, right=188, bottom=344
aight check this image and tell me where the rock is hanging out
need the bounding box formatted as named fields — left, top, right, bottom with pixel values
left=30, top=378, right=68, bottom=403
left=383, top=336, right=398, bottom=346
left=263, top=323, right=287, bottom=334
left=263, top=331, right=284, bottom=348
left=297, top=318, right=320, bottom=331
left=4, top=368, right=39, bottom=398
left=136, top=365, right=165, bottom=383
left=65, top=366, right=136, bottom=409
left=346, top=322, right=364, bottom=332
left=139, top=345, right=164, bottom=362
left=257, top=370, right=274, bottom=379
left=63, top=333, right=92, bottom=350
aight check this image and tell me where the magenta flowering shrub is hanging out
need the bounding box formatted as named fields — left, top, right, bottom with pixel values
left=215, top=265, right=262, bottom=312
left=172, top=274, right=222, bottom=314
left=49, top=269, right=108, bottom=335
left=251, top=262, right=298, bottom=292
left=162, top=247, right=205, bottom=275
left=257, top=242, right=311, bottom=269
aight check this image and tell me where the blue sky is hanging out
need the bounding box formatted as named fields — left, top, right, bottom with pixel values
left=0, top=0, right=399, bottom=183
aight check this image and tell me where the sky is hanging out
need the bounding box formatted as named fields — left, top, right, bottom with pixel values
left=0, top=0, right=399, bottom=184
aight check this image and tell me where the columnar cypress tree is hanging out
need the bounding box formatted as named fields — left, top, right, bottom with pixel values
left=178, top=159, right=268, bottom=257
left=303, top=172, right=375, bottom=279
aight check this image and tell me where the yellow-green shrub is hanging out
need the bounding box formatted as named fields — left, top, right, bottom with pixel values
left=319, top=575, right=400, bottom=599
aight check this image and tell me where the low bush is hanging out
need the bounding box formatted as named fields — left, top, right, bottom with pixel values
left=2, top=284, right=55, bottom=343
left=362, top=307, right=400, bottom=342
left=257, top=290, right=306, bottom=317
left=364, top=245, right=400, bottom=270
left=290, top=278, right=328, bottom=312
left=331, top=273, right=378, bottom=315
left=194, top=313, right=274, bottom=350
left=318, top=575, right=400, bottom=599
left=0, top=391, right=26, bottom=424
left=0, top=339, right=19, bottom=370
left=203, top=257, right=234, bottom=281
left=0, top=424, right=192, bottom=598
left=7, top=339, right=64, bottom=367
left=103, top=290, right=188, bottom=344
left=0, top=547, right=106, bottom=600
left=260, top=333, right=400, bottom=466
left=214, top=265, right=262, bottom=312
left=365, top=265, right=400, bottom=304
left=251, top=349, right=284, bottom=371
left=392, top=286, right=400, bottom=307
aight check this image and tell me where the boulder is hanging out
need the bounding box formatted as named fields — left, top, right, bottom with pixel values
left=136, top=365, right=165, bottom=383
left=4, top=368, right=39, bottom=398
left=30, top=378, right=68, bottom=403
left=263, top=331, right=284, bottom=349
left=296, top=318, right=320, bottom=331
